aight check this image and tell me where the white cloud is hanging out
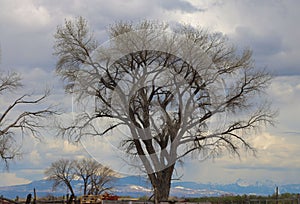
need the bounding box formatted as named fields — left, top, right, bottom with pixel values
left=269, top=76, right=300, bottom=103
left=11, top=2, right=51, bottom=28
left=63, top=140, right=81, bottom=153
left=0, top=0, right=51, bottom=30
left=0, top=173, right=30, bottom=187
left=250, top=132, right=281, bottom=150
left=268, top=76, right=300, bottom=132
left=250, top=133, right=300, bottom=167
left=180, top=129, right=300, bottom=184
left=29, top=150, right=41, bottom=165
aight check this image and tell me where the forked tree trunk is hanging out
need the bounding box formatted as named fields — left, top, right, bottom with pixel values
left=148, top=164, right=175, bottom=204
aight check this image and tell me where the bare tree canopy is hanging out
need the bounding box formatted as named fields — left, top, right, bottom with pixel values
left=45, top=158, right=116, bottom=196
left=0, top=66, right=56, bottom=166
left=45, top=159, right=76, bottom=197
left=54, top=17, right=275, bottom=203
left=88, top=165, right=116, bottom=195
left=74, top=158, right=116, bottom=195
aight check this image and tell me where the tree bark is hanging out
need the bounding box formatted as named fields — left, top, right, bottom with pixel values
left=149, top=164, right=175, bottom=204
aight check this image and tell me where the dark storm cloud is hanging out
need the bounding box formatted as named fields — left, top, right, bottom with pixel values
left=0, top=0, right=204, bottom=72
left=0, top=1, right=56, bottom=71
left=229, top=26, right=299, bottom=76
left=195, top=0, right=300, bottom=76
left=254, top=37, right=283, bottom=56
left=233, top=26, right=283, bottom=57
left=0, top=0, right=164, bottom=72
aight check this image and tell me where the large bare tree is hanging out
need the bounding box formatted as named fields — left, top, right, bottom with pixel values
left=54, top=17, right=275, bottom=203
left=0, top=55, right=56, bottom=166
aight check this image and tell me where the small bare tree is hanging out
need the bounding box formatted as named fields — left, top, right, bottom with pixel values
left=74, top=158, right=115, bottom=195
left=0, top=55, right=56, bottom=166
left=45, top=158, right=115, bottom=196
left=74, top=158, right=99, bottom=195
left=54, top=18, right=275, bottom=203
left=88, top=165, right=116, bottom=195
left=45, top=159, right=77, bottom=197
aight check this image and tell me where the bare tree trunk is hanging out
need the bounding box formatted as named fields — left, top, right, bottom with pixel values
left=66, top=182, right=75, bottom=198
left=149, top=164, right=175, bottom=204
left=83, top=179, right=87, bottom=195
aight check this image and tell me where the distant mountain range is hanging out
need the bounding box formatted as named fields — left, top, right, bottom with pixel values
left=1, top=176, right=300, bottom=199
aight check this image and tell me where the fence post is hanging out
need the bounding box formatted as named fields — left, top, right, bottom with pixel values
left=275, top=187, right=279, bottom=204
left=33, top=188, right=37, bottom=204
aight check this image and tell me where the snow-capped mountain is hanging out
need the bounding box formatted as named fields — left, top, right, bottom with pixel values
left=1, top=176, right=300, bottom=199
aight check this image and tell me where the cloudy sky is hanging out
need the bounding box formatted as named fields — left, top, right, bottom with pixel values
left=0, top=0, right=300, bottom=187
